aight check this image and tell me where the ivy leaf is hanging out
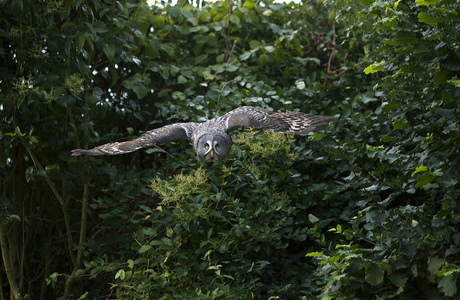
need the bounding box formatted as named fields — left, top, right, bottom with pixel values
left=365, top=263, right=384, bottom=285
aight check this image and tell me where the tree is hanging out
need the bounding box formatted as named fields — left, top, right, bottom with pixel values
left=1, top=0, right=459, bottom=298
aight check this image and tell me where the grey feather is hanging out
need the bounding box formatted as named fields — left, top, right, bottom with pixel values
left=71, top=106, right=333, bottom=161
left=71, top=123, right=197, bottom=156
left=220, top=106, right=333, bottom=133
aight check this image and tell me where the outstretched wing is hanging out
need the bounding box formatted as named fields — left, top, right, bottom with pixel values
left=71, top=122, right=198, bottom=156
left=219, top=106, right=333, bottom=134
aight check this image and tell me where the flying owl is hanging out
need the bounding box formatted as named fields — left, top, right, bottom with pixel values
left=71, top=106, right=333, bottom=162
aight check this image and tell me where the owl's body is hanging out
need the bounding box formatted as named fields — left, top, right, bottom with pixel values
left=71, top=106, right=333, bottom=161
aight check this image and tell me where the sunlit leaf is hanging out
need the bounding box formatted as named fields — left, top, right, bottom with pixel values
left=364, top=61, right=386, bottom=74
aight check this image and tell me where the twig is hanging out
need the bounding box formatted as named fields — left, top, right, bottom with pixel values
left=323, top=21, right=336, bottom=86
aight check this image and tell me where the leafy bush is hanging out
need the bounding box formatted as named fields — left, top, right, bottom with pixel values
left=1, top=0, right=459, bottom=299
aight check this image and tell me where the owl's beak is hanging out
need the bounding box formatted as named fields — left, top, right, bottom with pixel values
left=210, top=150, right=214, bottom=159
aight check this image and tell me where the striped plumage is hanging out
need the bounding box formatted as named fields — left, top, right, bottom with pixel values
left=71, top=106, right=333, bottom=161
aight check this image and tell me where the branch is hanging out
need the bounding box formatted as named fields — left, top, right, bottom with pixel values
left=323, top=21, right=336, bottom=86
left=0, top=226, right=23, bottom=300
left=64, top=80, right=92, bottom=298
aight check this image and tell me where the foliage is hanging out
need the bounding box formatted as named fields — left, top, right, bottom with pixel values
left=0, top=0, right=459, bottom=298
left=305, top=0, right=460, bottom=298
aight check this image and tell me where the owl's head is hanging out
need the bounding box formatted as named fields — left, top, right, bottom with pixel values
left=195, top=133, right=232, bottom=161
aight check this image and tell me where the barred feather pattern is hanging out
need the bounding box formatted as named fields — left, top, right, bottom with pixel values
left=219, top=106, right=333, bottom=134
left=71, top=106, right=332, bottom=160
left=71, top=123, right=197, bottom=156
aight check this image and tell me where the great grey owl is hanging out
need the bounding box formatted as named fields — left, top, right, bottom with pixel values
left=71, top=106, right=333, bottom=162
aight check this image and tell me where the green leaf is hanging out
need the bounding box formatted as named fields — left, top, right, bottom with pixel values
left=243, top=1, right=255, bottom=8
left=77, top=291, right=88, bottom=300
left=110, top=68, right=118, bottom=86
left=25, top=166, right=34, bottom=183
left=8, top=215, right=22, bottom=222
left=12, top=0, right=23, bottom=17
left=239, top=51, right=252, bottom=61
left=390, top=272, right=408, bottom=287
left=249, top=40, right=261, bottom=49
left=308, top=214, right=319, bottom=223
left=225, top=64, right=238, bottom=72
left=414, top=173, right=434, bottom=188
left=103, top=43, right=116, bottom=63
left=418, top=13, right=439, bottom=25
left=396, top=31, right=417, bottom=45
left=416, top=0, right=439, bottom=5
left=127, top=259, right=134, bottom=269
left=365, top=263, right=384, bottom=285
left=202, top=69, right=214, bottom=80
left=264, top=45, right=275, bottom=53
left=306, top=252, right=323, bottom=257
left=434, top=69, right=453, bottom=85
left=438, top=276, right=457, bottom=297
left=115, top=269, right=126, bottom=280
left=132, top=84, right=148, bottom=99
left=45, top=164, right=59, bottom=174
left=195, top=54, right=208, bottom=64
left=364, top=61, right=386, bottom=74
left=336, top=224, right=342, bottom=233
left=229, top=14, right=240, bottom=25
left=180, top=8, right=198, bottom=26
left=61, top=22, right=76, bottom=32
left=76, top=32, right=85, bottom=53
left=392, top=119, right=408, bottom=130
left=412, top=165, right=427, bottom=175
left=177, top=75, right=187, bottom=83
left=139, top=245, right=152, bottom=253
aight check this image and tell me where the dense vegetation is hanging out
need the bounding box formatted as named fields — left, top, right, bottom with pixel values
left=1, top=0, right=459, bottom=298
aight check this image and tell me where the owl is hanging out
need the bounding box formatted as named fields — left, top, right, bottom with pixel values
left=71, top=106, right=333, bottom=162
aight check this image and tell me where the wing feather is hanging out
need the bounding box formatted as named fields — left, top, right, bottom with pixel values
left=221, top=106, right=332, bottom=134
left=71, top=123, right=197, bottom=156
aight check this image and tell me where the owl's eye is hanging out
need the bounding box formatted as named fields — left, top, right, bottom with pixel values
left=215, top=144, right=220, bottom=150
left=205, top=144, right=210, bottom=149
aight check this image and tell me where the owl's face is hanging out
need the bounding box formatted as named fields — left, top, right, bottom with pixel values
left=196, top=133, right=232, bottom=161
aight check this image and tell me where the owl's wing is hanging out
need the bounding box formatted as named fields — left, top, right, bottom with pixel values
left=221, top=106, right=333, bottom=134
left=71, top=122, right=198, bottom=156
